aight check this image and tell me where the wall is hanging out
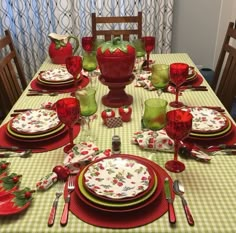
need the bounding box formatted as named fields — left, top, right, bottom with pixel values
left=213, top=0, right=236, bottom=68
left=171, top=0, right=222, bottom=69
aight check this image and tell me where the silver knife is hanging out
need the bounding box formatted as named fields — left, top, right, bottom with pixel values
left=164, top=177, right=176, bottom=224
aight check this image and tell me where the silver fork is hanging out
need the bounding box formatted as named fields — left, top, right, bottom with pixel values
left=48, top=182, right=64, bottom=227
left=60, top=175, right=75, bottom=226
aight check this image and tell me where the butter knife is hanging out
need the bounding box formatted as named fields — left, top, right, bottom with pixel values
left=164, top=177, right=176, bottom=224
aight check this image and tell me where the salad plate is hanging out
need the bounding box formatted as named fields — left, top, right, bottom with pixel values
left=182, top=107, right=229, bottom=134
left=39, top=67, right=73, bottom=82
left=9, top=109, right=61, bottom=135
left=37, top=76, right=74, bottom=86
left=83, top=156, right=154, bottom=201
left=188, top=121, right=233, bottom=141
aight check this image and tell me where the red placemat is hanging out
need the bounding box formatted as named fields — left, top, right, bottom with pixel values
left=0, top=123, right=80, bottom=153
left=30, top=75, right=89, bottom=93
left=65, top=154, right=174, bottom=229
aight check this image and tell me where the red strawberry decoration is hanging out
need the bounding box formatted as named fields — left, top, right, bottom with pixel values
left=101, top=109, right=115, bottom=125
left=118, top=105, right=132, bottom=122
left=52, top=165, right=70, bottom=181
left=96, top=37, right=136, bottom=82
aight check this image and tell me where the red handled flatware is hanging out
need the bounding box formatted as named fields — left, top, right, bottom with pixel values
left=48, top=182, right=64, bottom=227
left=60, top=176, right=75, bottom=226
left=173, top=180, right=194, bottom=226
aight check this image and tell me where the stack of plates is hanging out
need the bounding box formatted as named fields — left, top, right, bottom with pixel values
left=182, top=107, right=232, bottom=140
left=6, top=109, right=66, bottom=142
left=170, top=66, right=197, bottom=85
left=185, top=66, right=197, bottom=83
left=74, top=155, right=163, bottom=213
left=37, top=68, right=75, bottom=87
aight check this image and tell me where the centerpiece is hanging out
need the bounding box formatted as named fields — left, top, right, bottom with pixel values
left=96, top=37, right=136, bottom=107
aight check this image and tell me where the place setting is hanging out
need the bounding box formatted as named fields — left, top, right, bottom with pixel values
left=132, top=94, right=236, bottom=166
left=29, top=66, right=89, bottom=95
left=135, top=62, right=206, bottom=95
left=63, top=153, right=174, bottom=228
left=35, top=137, right=174, bottom=228
left=0, top=101, right=81, bottom=153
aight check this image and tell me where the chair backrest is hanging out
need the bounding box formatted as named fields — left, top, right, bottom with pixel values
left=92, top=12, right=142, bottom=41
left=213, top=22, right=236, bottom=113
left=0, top=29, right=27, bottom=118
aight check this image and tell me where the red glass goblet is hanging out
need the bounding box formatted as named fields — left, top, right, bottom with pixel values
left=165, top=109, right=193, bottom=173
left=65, top=56, right=82, bottom=93
left=82, top=36, right=94, bottom=52
left=169, top=63, right=189, bottom=108
left=56, top=97, right=80, bottom=153
left=142, top=36, right=155, bottom=71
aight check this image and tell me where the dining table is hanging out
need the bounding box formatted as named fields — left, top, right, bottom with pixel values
left=0, top=53, right=236, bottom=233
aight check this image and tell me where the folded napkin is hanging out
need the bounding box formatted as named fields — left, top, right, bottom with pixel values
left=40, top=101, right=55, bottom=110
left=131, top=129, right=211, bottom=162
left=135, top=72, right=156, bottom=91
left=135, top=73, right=179, bottom=94
left=36, top=142, right=112, bottom=191
left=132, top=129, right=174, bottom=151
left=64, top=142, right=112, bottom=174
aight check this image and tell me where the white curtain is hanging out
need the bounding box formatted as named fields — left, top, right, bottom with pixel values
left=0, top=0, right=174, bottom=82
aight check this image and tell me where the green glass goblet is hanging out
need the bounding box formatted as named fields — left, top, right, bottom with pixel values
left=151, top=64, right=170, bottom=96
left=132, top=38, right=145, bottom=77
left=143, top=98, right=168, bottom=131
left=143, top=98, right=168, bottom=154
left=82, top=51, right=97, bottom=87
left=75, top=87, right=97, bottom=141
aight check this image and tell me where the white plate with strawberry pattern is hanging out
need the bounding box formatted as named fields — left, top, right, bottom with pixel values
left=83, top=156, right=155, bottom=202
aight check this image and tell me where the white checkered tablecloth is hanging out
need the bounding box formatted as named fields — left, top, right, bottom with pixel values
left=0, top=54, right=235, bottom=233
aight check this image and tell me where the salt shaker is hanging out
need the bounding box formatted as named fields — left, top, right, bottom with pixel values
left=112, top=135, right=121, bottom=154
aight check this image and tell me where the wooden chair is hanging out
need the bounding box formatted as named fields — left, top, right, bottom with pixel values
left=212, top=22, right=236, bottom=113
left=0, top=29, right=27, bottom=119
left=92, top=12, right=142, bottom=41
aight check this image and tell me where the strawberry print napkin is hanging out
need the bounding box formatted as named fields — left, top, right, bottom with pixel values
left=132, top=129, right=174, bottom=151
left=135, top=72, right=155, bottom=91
left=64, top=142, right=112, bottom=174
left=36, top=142, right=112, bottom=191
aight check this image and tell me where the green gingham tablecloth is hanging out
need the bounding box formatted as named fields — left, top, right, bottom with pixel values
left=0, top=53, right=235, bottom=233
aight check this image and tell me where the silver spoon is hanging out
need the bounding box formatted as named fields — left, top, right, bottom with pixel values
left=173, top=180, right=194, bottom=226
